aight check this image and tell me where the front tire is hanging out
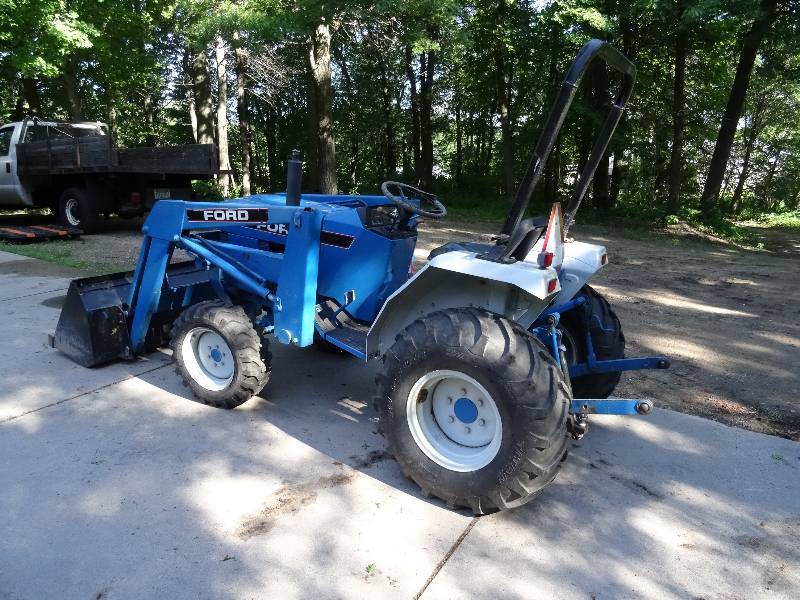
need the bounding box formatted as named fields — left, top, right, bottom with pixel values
left=376, top=308, right=570, bottom=514
left=170, top=301, right=270, bottom=409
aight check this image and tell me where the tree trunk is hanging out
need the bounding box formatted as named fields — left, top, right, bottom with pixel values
left=455, top=103, right=462, bottom=185
left=143, top=92, right=156, bottom=145
left=265, top=104, right=278, bottom=190
left=232, top=33, right=252, bottom=196
left=12, top=94, right=24, bottom=121
left=62, top=55, right=82, bottom=120
left=484, top=98, right=496, bottom=178
left=215, top=36, right=231, bottom=195
left=378, top=57, right=396, bottom=179
left=191, top=48, right=214, bottom=146
left=495, top=47, right=515, bottom=200
left=667, top=0, right=689, bottom=214
left=308, top=22, right=337, bottom=194
left=730, top=101, right=765, bottom=213
left=182, top=49, right=198, bottom=142
left=21, top=77, right=41, bottom=115
left=592, top=62, right=612, bottom=210
left=419, top=49, right=436, bottom=189
left=700, top=0, right=778, bottom=215
left=404, top=45, right=421, bottom=180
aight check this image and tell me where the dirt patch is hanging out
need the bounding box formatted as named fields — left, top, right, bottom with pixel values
left=348, top=450, right=393, bottom=469
left=420, top=217, right=800, bottom=440
left=238, top=472, right=354, bottom=539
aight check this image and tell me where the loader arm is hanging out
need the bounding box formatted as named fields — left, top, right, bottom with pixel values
left=126, top=200, right=324, bottom=353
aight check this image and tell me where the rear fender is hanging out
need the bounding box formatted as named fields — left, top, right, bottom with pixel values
left=366, top=250, right=560, bottom=356
left=551, top=241, right=607, bottom=303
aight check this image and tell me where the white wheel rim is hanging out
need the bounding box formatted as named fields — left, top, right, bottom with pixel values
left=406, top=370, right=502, bottom=472
left=181, top=327, right=235, bottom=391
left=64, top=198, right=80, bottom=227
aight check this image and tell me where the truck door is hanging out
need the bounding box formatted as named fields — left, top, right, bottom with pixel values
left=0, top=125, right=19, bottom=205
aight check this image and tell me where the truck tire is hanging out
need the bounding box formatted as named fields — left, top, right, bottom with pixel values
left=559, top=285, right=626, bottom=399
left=58, top=187, right=98, bottom=232
left=170, top=301, right=270, bottom=409
left=375, top=308, right=570, bottom=514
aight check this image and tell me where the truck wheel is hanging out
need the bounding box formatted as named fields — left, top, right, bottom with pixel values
left=170, top=301, right=270, bottom=409
left=376, top=308, right=570, bottom=514
left=559, top=285, right=626, bottom=399
left=58, top=187, right=98, bottom=232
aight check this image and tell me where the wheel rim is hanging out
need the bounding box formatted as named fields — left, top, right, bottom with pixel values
left=406, top=370, right=502, bottom=473
left=64, top=198, right=80, bottom=227
left=181, top=327, right=235, bottom=391
left=560, top=326, right=579, bottom=366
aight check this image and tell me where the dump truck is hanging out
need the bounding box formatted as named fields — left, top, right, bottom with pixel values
left=0, top=118, right=217, bottom=231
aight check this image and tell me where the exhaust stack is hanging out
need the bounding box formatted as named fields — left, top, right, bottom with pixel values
left=286, top=149, right=302, bottom=206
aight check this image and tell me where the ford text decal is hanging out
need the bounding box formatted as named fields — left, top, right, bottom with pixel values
left=186, top=208, right=269, bottom=223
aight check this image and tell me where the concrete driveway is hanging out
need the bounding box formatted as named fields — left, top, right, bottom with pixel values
left=1, top=250, right=798, bottom=600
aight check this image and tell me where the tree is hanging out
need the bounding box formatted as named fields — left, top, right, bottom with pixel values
left=667, top=0, right=689, bottom=215
left=215, top=35, right=232, bottom=195
left=700, top=0, right=779, bottom=216
left=308, top=20, right=337, bottom=194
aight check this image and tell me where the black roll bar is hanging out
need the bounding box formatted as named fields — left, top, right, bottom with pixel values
left=500, top=39, right=636, bottom=241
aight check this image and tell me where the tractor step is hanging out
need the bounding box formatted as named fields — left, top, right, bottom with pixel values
left=315, top=299, right=369, bottom=358
left=0, top=223, right=81, bottom=243
left=324, top=323, right=368, bottom=357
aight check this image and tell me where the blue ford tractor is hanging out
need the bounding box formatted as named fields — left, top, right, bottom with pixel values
left=52, top=40, right=668, bottom=513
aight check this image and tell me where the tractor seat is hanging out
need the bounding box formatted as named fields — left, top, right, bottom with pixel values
left=427, top=241, right=493, bottom=260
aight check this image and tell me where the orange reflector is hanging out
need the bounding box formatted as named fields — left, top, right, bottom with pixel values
left=547, top=278, right=558, bottom=294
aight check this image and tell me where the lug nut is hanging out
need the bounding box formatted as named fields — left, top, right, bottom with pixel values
left=479, top=419, right=486, bottom=426
left=477, top=399, right=484, bottom=407
left=448, top=416, right=455, bottom=423
left=464, top=426, right=471, bottom=434
left=448, top=396, right=453, bottom=404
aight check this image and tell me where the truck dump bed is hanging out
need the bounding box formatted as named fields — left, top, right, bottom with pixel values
left=16, top=136, right=216, bottom=177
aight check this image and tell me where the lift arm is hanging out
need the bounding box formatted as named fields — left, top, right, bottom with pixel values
left=126, top=200, right=323, bottom=353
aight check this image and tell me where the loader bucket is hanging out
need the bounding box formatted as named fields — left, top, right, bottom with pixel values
left=53, top=261, right=215, bottom=367
left=52, top=272, right=135, bottom=367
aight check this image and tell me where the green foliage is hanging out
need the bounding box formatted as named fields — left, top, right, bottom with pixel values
left=1, top=0, right=799, bottom=232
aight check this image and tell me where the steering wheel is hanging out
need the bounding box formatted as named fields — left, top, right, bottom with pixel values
left=380, top=181, right=447, bottom=221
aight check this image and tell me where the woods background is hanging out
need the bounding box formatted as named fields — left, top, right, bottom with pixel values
left=1, top=0, right=798, bottom=226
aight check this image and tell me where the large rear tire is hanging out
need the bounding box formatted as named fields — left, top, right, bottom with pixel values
left=376, top=308, right=570, bottom=514
left=170, top=301, right=270, bottom=409
left=559, top=285, right=625, bottom=399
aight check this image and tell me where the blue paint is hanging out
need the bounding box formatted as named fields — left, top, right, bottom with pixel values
left=570, top=398, right=648, bottom=415
left=569, top=356, right=669, bottom=378
left=454, top=398, right=478, bottom=423
left=210, top=348, right=223, bottom=362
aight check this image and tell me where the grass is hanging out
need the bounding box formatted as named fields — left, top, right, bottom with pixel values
left=745, top=210, right=800, bottom=231
left=0, top=240, right=125, bottom=274
left=442, top=194, right=774, bottom=249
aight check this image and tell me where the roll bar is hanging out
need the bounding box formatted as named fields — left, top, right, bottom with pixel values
left=500, top=39, right=636, bottom=243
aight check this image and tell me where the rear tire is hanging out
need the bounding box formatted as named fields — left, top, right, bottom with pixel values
left=170, top=301, right=270, bottom=409
left=559, top=285, right=625, bottom=399
left=376, top=308, right=570, bottom=514
left=58, top=187, right=98, bottom=232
